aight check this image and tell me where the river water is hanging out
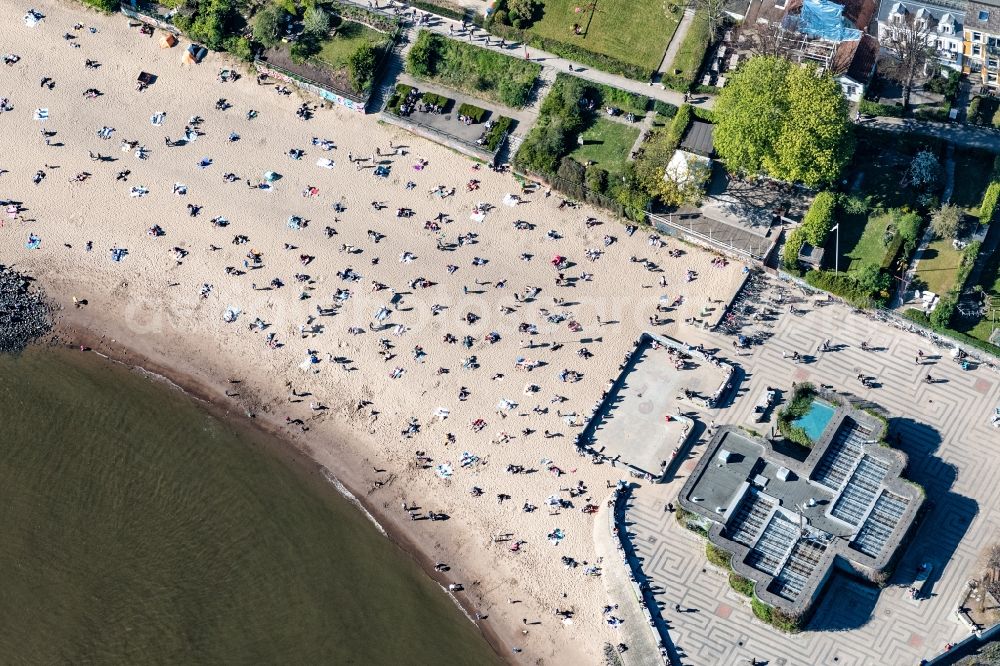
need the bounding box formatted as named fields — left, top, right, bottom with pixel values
left=0, top=347, right=499, bottom=664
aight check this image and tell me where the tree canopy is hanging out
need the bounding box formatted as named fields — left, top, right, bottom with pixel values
left=714, top=56, right=853, bottom=187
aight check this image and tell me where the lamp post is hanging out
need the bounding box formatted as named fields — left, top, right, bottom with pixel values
left=832, top=224, right=840, bottom=275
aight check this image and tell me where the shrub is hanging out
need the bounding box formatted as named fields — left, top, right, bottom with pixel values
left=751, top=595, right=773, bottom=624
left=667, top=104, right=693, bottom=146
left=457, top=102, right=488, bottom=123
left=480, top=116, right=513, bottom=152
left=706, top=542, right=733, bottom=570
left=803, top=269, right=886, bottom=308
left=980, top=182, right=1000, bottom=224
left=969, top=96, right=982, bottom=123
left=81, top=0, right=118, bottom=11
left=729, top=573, right=755, bottom=597
left=302, top=6, right=331, bottom=36
left=348, top=43, right=378, bottom=93
left=777, top=383, right=817, bottom=446
left=405, top=31, right=540, bottom=108
left=654, top=100, right=678, bottom=118
left=586, top=167, right=609, bottom=194
left=782, top=228, right=806, bottom=270
left=931, top=294, right=957, bottom=329
left=914, top=105, right=951, bottom=123
left=858, top=99, right=903, bottom=117
left=419, top=92, right=450, bottom=109
left=924, top=70, right=961, bottom=102
left=223, top=35, right=253, bottom=62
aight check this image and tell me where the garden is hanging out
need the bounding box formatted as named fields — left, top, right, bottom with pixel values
left=406, top=31, right=541, bottom=108
left=483, top=0, right=683, bottom=80
left=775, top=383, right=820, bottom=449
left=384, top=84, right=514, bottom=154
left=254, top=1, right=397, bottom=97
left=514, top=73, right=701, bottom=220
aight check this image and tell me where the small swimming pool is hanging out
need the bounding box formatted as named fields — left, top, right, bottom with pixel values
left=792, top=399, right=835, bottom=442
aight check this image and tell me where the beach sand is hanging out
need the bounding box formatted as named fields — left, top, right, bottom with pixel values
left=1, top=2, right=748, bottom=661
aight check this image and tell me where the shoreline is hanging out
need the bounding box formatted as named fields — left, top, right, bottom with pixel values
left=46, top=316, right=509, bottom=663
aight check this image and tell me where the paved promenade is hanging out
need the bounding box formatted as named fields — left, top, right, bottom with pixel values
left=622, top=279, right=1000, bottom=665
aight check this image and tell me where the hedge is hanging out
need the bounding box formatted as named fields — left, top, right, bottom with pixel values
left=420, top=92, right=451, bottom=109
left=654, top=100, right=678, bottom=118
left=752, top=595, right=802, bottom=633
left=480, top=115, right=513, bottom=152
left=457, top=102, right=487, bottom=122
left=902, top=308, right=1000, bottom=356
left=980, top=182, right=1000, bottom=224
left=803, top=269, right=880, bottom=308
left=667, top=104, right=693, bottom=146
left=801, top=191, right=836, bottom=246
left=410, top=0, right=468, bottom=21
left=858, top=99, right=903, bottom=118
left=914, top=105, right=951, bottom=123
left=81, top=0, right=118, bottom=11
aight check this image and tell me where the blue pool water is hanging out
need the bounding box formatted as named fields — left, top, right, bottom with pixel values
left=793, top=400, right=835, bottom=442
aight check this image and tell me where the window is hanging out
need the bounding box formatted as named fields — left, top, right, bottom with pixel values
left=974, top=44, right=983, bottom=55
left=974, top=32, right=983, bottom=42
left=845, top=84, right=858, bottom=97
left=980, top=10, right=990, bottom=21
left=990, top=58, right=999, bottom=68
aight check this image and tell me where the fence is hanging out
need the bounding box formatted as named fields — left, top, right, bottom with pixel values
left=253, top=60, right=368, bottom=113
left=648, top=211, right=775, bottom=262
left=119, top=1, right=180, bottom=35
left=379, top=109, right=504, bottom=163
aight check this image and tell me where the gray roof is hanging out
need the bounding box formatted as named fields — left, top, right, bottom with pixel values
left=679, top=398, right=923, bottom=616
left=680, top=121, right=715, bottom=157
left=877, top=0, right=965, bottom=28
left=967, top=0, right=1000, bottom=30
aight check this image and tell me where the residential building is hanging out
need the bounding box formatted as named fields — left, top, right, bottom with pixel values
left=875, top=0, right=965, bottom=72
left=744, top=0, right=881, bottom=99
left=964, top=0, right=1000, bottom=88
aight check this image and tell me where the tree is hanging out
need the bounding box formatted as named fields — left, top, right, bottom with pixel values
left=348, top=43, right=378, bottom=93
left=302, top=6, right=331, bottom=37
left=931, top=203, right=962, bottom=239
left=506, top=0, right=540, bottom=28
left=690, top=0, right=727, bottom=42
left=769, top=65, right=853, bottom=187
left=879, top=13, right=935, bottom=109
left=904, top=149, right=940, bottom=189
left=655, top=153, right=710, bottom=206
left=747, top=17, right=800, bottom=57
left=253, top=5, right=284, bottom=48
left=713, top=56, right=790, bottom=176
left=715, top=56, right=852, bottom=186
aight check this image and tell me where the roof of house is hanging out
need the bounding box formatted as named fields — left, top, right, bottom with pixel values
left=747, top=0, right=876, bottom=27
left=832, top=33, right=880, bottom=81
left=967, top=0, right=1000, bottom=30
left=876, top=0, right=965, bottom=28
left=680, top=121, right=715, bottom=157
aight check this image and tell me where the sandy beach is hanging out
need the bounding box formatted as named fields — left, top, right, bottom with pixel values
left=1, top=2, right=749, bottom=661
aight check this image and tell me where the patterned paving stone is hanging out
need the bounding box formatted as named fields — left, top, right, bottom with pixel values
left=621, top=280, right=1000, bottom=666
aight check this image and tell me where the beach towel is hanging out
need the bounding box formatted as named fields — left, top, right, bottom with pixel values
left=435, top=464, right=453, bottom=479
left=316, top=158, right=335, bottom=169
left=150, top=113, right=166, bottom=126
left=25, top=234, right=40, bottom=249
left=33, top=108, right=48, bottom=120
left=502, top=193, right=521, bottom=207
left=129, top=186, right=148, bottom=197
left=24, top=9, right=43, bottom=26
left=222, top=306, right=240, bottom=323
left=110, top=247, right=128, bottom=262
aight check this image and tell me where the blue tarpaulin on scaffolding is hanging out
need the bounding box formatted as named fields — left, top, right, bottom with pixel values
left=791, top=0, right=861, bottom=42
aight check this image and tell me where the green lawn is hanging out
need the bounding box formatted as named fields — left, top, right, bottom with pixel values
left=665, top=8, right=710, bottom=89
left=913, top=238, right=964, bottom=295
left=840, top=211, right=893, bottom=273
left=312, top=20, right=388, bottom=71
left=529, top=0, right=681, bottom=72
left=569, top=117, right=639, bottom=177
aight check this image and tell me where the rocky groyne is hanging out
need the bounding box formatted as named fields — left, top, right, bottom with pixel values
left=0, top=266, right=52, bottom=353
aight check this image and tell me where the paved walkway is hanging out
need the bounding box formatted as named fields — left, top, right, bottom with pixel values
left=622, top=277, right=1000, bottom=666
left=351, top=0, right=713, bottom=109
left=655, top=9, right=695, bottom=84
left=865, top=116, right=1000, bottom=152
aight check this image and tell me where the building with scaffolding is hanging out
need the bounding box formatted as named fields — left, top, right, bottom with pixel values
left=678, top=403, right=923, bottom=617
left=745, top=0, right=879, bottom=100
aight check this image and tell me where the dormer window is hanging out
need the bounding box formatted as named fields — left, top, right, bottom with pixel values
left=980, top=10, right=990, bottom=21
